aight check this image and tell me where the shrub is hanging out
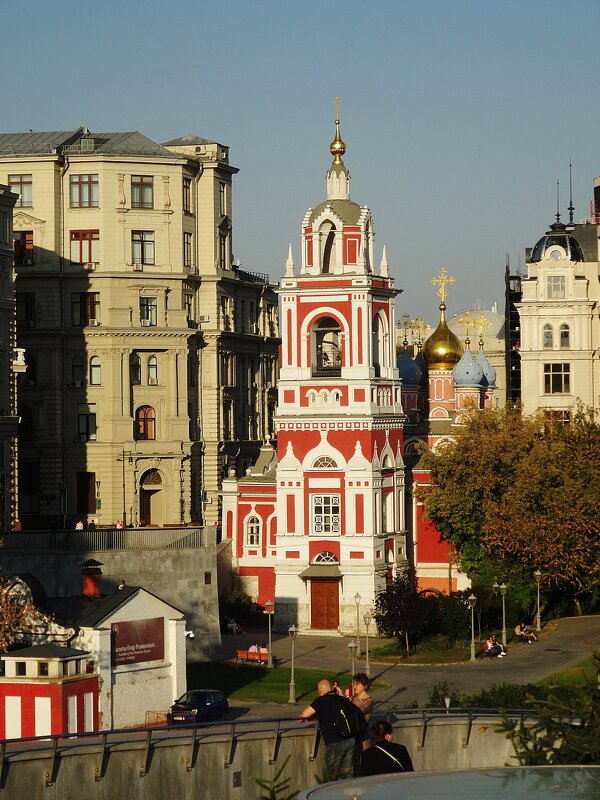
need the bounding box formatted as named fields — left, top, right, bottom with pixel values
left=415, top=634, right=452, bottom=653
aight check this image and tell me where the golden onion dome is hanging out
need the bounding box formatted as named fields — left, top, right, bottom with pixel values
left=422, top=302, right=464, bottom=369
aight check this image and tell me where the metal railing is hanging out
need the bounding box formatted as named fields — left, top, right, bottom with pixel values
left=0, top=527, right=204, bottom=552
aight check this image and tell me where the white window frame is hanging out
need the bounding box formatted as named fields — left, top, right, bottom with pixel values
left=311, top=494, right=341, bottom=535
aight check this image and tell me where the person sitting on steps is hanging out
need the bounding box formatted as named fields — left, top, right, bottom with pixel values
left=515, top=622, right=537, bottom=643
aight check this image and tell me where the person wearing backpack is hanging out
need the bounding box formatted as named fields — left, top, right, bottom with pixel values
left=298, top=678, right=366, bottom=781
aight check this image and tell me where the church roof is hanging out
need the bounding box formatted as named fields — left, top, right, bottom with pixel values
left=308, top=199, right=363, bottom=225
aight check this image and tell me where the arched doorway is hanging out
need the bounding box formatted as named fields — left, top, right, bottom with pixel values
left=302, top=551, right=341, bottom=630
left=139, top=469, right=164, bottom=527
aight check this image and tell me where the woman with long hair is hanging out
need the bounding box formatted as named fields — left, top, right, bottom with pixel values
left=360, top=720, right=414, bottom=776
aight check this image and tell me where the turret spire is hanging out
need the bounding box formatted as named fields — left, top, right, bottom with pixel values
left=568, top=160, right=575, bottom=224
left=330, top=96, right=346, bottom=165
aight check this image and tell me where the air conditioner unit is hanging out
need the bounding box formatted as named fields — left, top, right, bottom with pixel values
left=198, top=315, right=209, bottom=323
left=141, top=319, right=151, bottom=327
left=71, top=380, right=83, bottom=388
left=133, top=263, right=143, bottom=272
left=148, top=378, right=158, bottom=386
left=77, top=434, right=87, bottom=442
left=88, top=319, right=99, bottom=327
left=85, top=262, right=96, bottom=270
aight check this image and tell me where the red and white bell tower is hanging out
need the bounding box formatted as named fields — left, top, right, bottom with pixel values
left=223, top=107, right=407, bottom=634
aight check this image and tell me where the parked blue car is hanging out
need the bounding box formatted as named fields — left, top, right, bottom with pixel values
left=167, top=689, right=229, bottom=724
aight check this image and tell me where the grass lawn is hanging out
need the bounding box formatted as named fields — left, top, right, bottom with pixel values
left=537, top=656, right=597, bottom=690
left=186, top=663, right=355, bottom=705
left=371, top=641, right=474, bottom=664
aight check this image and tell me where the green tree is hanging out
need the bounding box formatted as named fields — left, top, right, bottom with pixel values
left=417, top=406, right=600, bottom=606
left=500, top=654, right=600, bottom=765
left=374, top=565, right=428, bottom=654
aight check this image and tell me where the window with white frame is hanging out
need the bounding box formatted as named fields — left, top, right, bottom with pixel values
left=312, top=495, right=341, bottom=534
left=560, top=323, right=570, bottom=349
left=148, top=355, right=158, bottom=385
left=547, top=275, right=566, bottom=299
left=312, top=456, right=338, bottom=469
left=246, top=515, right=260, bottom=546
left=78, top=403, right=97, bottom=441
left=313, top=551, right=339, bottom=564
left=543, top=324, right=553, bottom=349
left=140, top=296, right=157, bottom=326
left=89, top=356, right=101, bottom=385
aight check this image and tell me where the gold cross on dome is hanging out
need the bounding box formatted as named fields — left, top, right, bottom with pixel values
left=458, top=310, right=475, bottom=341
left=414, top=316, right=429, bottom=344
left=333, top=96, right=341, bottom=122
left=431, top=267, right=455, bottom=302
left=474, top=312, right=492, bottom=343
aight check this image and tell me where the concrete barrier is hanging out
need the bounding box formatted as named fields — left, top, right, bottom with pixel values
left=0, top=712, right=525, bottom=799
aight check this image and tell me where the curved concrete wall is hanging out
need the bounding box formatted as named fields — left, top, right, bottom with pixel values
left=0, top=714, right=523, bottom=799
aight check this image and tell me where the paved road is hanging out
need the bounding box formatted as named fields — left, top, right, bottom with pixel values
left=220, top=616, right=600, bottom=719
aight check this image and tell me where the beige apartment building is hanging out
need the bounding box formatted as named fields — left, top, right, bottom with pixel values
left=0, top=184, right=25, bottom=529
left=0, top=128, right=278, bottom=530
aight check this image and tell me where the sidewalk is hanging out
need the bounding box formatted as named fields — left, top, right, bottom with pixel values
left=222, top=616, right=600, bottom=717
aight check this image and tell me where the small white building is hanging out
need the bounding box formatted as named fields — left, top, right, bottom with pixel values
left=5, top=568, right=186, bottom=730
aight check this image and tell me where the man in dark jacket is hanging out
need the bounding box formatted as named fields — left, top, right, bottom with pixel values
left=299, top=678, right=357, bottom=781
left=360, top=720, right=414, bottom=776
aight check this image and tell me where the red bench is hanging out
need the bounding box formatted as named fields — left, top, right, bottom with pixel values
left=234, top=649, right=277, bottom=666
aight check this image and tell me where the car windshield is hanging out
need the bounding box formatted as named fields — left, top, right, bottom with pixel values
left=176, top=692, right=208, bottom=706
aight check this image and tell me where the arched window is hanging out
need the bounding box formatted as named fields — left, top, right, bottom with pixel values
left=135, top=405, right=156, bottom=440
left=313, top=551, right=339, bottom=564
left=130, top=353, right=141, bottom=385
left=372, top=314, right=387, bottom=374
left=89, top=356, right=101, bottom=385
left=560, top=323, right=570, bottom=349
left=543, top=324, right=553, bottom=349
left=148, top=355, right=158, bottom=385
left=246, top=515, right=260, bottom=546
left=320, top=222, right=336, bottom=273
left=312, top=456, right=338, bottom=469
left=312, top=316, right=342, bottom=377
left=71, top=355, right=84, bottom=384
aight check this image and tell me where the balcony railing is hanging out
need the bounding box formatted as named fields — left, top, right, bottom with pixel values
left=0, top=527, right=204, bottom=552
left=311, top=364, right=341, bottom=378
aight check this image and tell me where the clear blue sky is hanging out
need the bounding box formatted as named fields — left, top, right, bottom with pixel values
left=6, top=0, right=600, bottom=322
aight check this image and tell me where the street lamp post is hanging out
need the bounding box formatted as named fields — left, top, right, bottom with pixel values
left=363, top=611, right=373, bottom=677
left=534, top=569, right=542, bottom=632
left=347, top=640, right=357, bottom=682
left=493, top=581, right=508, bottom=647
left=468, top=593, right=477, bottom=662
left=264, top=600, right=274, bottom=669
left=354, top=593, right=361, bottom=657
left=288, top=625, right=298, bottom=704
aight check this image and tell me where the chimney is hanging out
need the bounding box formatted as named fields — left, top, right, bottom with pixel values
left=80, top=559, right=103, bottom=598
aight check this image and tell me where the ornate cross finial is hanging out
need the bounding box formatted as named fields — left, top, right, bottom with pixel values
left=431, top=266, right=455, bottom=303
left=414, top=316, right=429, bottom=346
left=473, top=312, right=491, bottom=347
left=398, top=313, right=411, bottom=347
left=458, top=310, right=475, bottom=345
left=334, top=96, right=341, bottom=123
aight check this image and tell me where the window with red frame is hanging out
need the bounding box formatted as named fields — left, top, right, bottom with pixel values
left=70, top=230, right=99, bottom=264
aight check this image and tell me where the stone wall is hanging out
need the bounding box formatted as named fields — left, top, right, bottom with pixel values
left=0, top=714, right=523, bottom=800
left=0, top=527, right=221, bottom=660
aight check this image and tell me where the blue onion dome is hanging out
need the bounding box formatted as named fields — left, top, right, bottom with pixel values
left=414, top=349, right=428, bottom=387
left=452, top=347, right=485, bottom=387
left=397, top=348, right=422, bottom=386
left=475, top=349, right=496, bottom=388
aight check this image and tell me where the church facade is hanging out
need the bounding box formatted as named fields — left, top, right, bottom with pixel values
left=222, top=113, right=407, bottom=633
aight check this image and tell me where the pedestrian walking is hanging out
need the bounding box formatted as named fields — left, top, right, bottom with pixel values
left=298, top=679, right=360, bottom=781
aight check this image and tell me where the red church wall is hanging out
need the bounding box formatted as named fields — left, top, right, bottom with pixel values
left=355, top=494, right=364, bottom=534
left=309, top=540, right=340, bottom=560
left=286, top=495, right=295, bottom=534
left=416, top=503, right=450, bottom=564
left=239, top=566, right=276, bottom=608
